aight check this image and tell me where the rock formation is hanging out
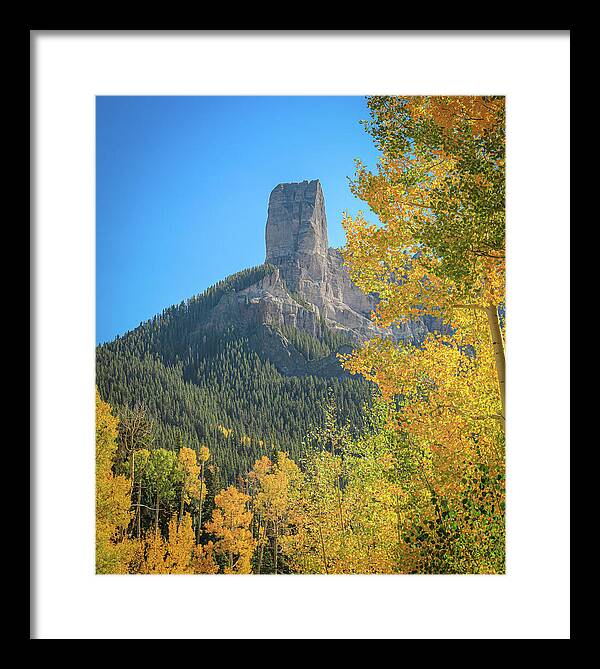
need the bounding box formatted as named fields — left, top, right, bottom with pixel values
left=266, top=179, right=329, bottom=263
left=264, top=180, right=379, bottom=338
left=208, top=179, right=437, bottom=374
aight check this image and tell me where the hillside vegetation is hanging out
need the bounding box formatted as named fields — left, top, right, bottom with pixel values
left=97, top=265, right=372, bottom=481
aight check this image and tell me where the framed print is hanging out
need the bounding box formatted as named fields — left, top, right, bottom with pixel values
left=31, top=30, right=570, bottom=639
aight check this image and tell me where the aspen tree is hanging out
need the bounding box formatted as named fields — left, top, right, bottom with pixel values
left=95, top=389, right=134, bottom=573
left=342, top=96, right=506, bottom=419
left=205, top=486, right=255, bottom=573
left=117, top=403, right=154, bottom=488
left=146, top=449, right=177, bottom=538
left=196, top=445, right=210, bottom=543
left=132, top=448, right=150, bottom=539
left=249, top=452, right=303, bottom=574
left=176, top=447, right=201, bottom=523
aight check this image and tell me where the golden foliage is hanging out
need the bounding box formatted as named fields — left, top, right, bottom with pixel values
left=95, top=389, right=134, bottom=574
left=343, top=95, right=505, bottom=323
left=249, top=452, right=304, bottom=573
left=331, top=95, right=506, bottom=573
left=177, top=446, right=201, bottom=516
left=217, top=425, right=233, bottom=439
left=205, top=486, right=255, bottom=574
left=341, top=95, right=506, bottom=419
left=140, top=512, right=219, bottom=574
left=192, top=540, right=219, bottom=574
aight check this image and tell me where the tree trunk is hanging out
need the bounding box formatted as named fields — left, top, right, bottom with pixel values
left=318, top=524, right=329, bottom=574
left=155, top=492, right=160, bottom=538
left=136, top=478, right=142, bottom=539
left=179, top=483, right=186, bottom=524
left=337, top=482, right=345, bottom=534
left=485, top=304, right=506, bottom=422
left=196, top=461, right=205, bottom=544
left=257, top=519, right=265, bottom=574
left=396, top=493, right=402, bottom=548
left=130, top=451, right=135, bottom=499
left=273, top=520, right=278, bottom=575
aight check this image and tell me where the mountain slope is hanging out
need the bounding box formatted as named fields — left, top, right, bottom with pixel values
left=96, top=180, right=436, bottom=481
left=96, top=272, right=372, bottom=480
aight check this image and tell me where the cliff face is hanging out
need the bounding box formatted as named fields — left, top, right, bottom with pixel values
left=266, top=180, right=329, bottom=263
left=208, top=179, right=436, bottom=374
left=266, top=181, right=375, bottom=331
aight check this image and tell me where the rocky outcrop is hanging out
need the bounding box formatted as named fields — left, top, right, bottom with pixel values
left=206, top=179, right=436, bottom=373
left=262, top=180, right=384, bottom=341
left=266, top=180, right=329, bottom=263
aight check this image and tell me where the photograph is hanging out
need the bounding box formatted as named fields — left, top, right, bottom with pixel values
left=32, top=30, right=570, bottom=639
left=96, top=95, right=506, bottom=575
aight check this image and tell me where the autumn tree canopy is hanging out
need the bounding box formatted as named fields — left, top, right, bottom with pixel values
left=342, top=95, right=505, bottom=418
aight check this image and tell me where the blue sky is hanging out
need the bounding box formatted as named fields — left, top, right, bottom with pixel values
left=96, top=96, right=380, bottom=344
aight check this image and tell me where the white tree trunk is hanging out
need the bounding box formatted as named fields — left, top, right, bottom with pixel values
left=485, top=304, right=506, bottom=422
